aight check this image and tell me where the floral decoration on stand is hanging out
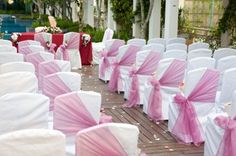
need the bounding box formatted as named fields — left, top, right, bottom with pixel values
left=39, top=26, right=62, bottom=34
left=11, top=33, right=21, bottom=44
left=82, top=34, right=91, bottom=46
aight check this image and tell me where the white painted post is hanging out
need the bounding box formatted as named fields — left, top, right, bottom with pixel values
left=132, top=0, right=141, bottom=38
left=164, top=0, right=179, bottom=39
left=148, top=0, right=161, bottom=39
left=107, top=0, right=116, bottom=30
left=83, top=0, right=94, bottom=27
left=71, top=2, right=79, bottom=22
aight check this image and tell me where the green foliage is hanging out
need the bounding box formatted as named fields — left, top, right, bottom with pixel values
left=82, top=25, right=104, bottom=42
left=0, top=9, right=25, bottom=14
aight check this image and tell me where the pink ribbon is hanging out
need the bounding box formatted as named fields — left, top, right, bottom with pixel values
left=215, top=116, right=236, bottom=156
left=100, top=50, right=110, bottom=77
left=59, top=45, right=69, bottom=61
left=49, top=43, right=57, bottom=59
left=108, top=61, right=120, bottom=92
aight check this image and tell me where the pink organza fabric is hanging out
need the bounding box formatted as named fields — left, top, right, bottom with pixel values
left=76, top=126, right=128, bottom=156
left=58, top=33, right=80, bottom=60
left=214, top=116, right=236, bottom=156
left=100, top=40, right=124, bottom=77
left=19, top=46, right=33, bottom=55
left=172, top=69, right=219, bottom=145
left=42, top=74, right=71, bottom=110
left=25, top=53, right=44, bottom=77
left=54, top=92, right=112, bottom=135
left=108, top=45, right=141, bottom=92
left=124, top=52, right=161, bottom=107
left=38, top=61, right=61, bottom=90
left=147, top=60, right=185, bottom=121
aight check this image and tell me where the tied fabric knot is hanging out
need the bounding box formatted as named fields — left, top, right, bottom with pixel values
left=100, top=50, right=110, bottom=77
left=59, top=44, right=69, bottom=61
left=49, top=43, right=57, bottom=59
left=214, top=116, right=236, bottom=156
left=100, top=50, right=108, bottom=58
left=174, top=93, right=189, bottom=107
left=129, top=68, right=138, bottom=77
left=150, top=78, right=160, bottom=91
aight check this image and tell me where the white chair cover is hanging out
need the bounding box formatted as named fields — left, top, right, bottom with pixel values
left=187, top=57, right=215, bottom=72
left=127, top=38, right=146, bottom=47
left=92, top=28, right=114, bottom=64
left=0, top=45, right=17, bottom=53
left=34, top=32, right=54, bottom=53
left=187, top=48, right=212, bottom=60
left=0, top=129, right=66, bottom=156
left=166, top=43, right=187, bottom=51
left=42, top=72, right=81, bottom=110
left=25, top=51, right=54, bottom=77
left=0, top=39, right=12, bottom=46
left=163, top=50, right=187, bottom=60
left=147, top=38, right=165, bottom=47
left=0, top=53, right=24, bottom=64
left=57, top=32, right=82, bottom=69
left=166, top=37, right=186, bottom=45
left=141, top=43, right=164, bottom=56
left=168, top=68, right=219, bottom=144
left=213, top=48, right=236, bottom=61
left=0, top=62, right=35, bottom=74
left=98, top=39, right=125, bottom=82
left=18, top=40, right=41, bottom=49
left=143, top=58, right=186, bottom=120
left=0, top=72, right=38, bottom=96
left=19, top=45, right=45, bottom=55
left=188, top=42, right=209, bottom=52
left=38, top=60, right=71, bottom=90
left=0, top=93, right=49, bottom=134
left=76, top=123, right=140, bottom=156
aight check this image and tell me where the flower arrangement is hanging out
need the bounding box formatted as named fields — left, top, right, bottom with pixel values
left=82, top=34, right=91, bottom=46
left=39, top=26, right=62, bottom=34
left=11, top=32, right=21, bottom=44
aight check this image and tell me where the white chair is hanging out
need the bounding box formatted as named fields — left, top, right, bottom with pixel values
left=166, top=37, right=186, bottom=45
left=0, top=72, right=38, bottom=96
left=188, top=42, right=209, bottom=52
left=147, top=38, right=166, bottom=47
left=38, top=60, right=71, bottom=90
left=213, top=48, right=236, bottom=61
left=0, top=39, right=12, bottom=46
left=108, top=45, right=141, bottom=92
left=0, top=62, right=35, bottom=74
left=187, top=48, right=212, bottom=60
left=187, top=57, right=216, bottom=72
left=0, top=93, right=49, bottom=134
left=143, top=58, right=186, bottom=120
left=216, top=56, right=236, bottom=90
left=18, top=40, right=41, bottom=49
left=0, top=45, right=17, bottom=53
left=76, top=123, right=141, bottom=156
left=168, top=68, right=219, bottom=144
left=42, top=72, right=81, bottom=110
left=166, top=43, right=187, bottom=51
left=0, top=53, right=24, bottom=64
left=127, top=38, right=146, bottom=47
left=141, top=43, right=165, bottom=57
left=98, top=39, right=125, bottom=82
left=25, top=52, right=54, bottom=77
left=57, top=32, right=82, bottom=69
left=19, top=45, right=45, bottom=55
left=0, top=129, right=66, bottom=156
left=123, top=50, right=161, bottom=105
left=92, top=28, right=114, bottom=64
left=34, top=32, right=53, bottom=52
left=163, top=50, right=187, bottom=60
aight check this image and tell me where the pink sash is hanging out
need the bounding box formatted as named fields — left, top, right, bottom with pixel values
left=76, top=126, right=128, bottom=156
left=25, top=53, right=44, bottom=77
left=43, top=74, right=71, bottom=110
left=35, top=33, right=56, bottom=57
left=172, top=69, right=219, bottom=145
left=108, top=45, right=141, bottom=92
left=215, top=116, right=236, bottom=156
left=58, top=33, right=80, bottom=60
left=124, top=52, right=161, bottom=107
left=147, top=60, right=185, bottom=121
left=100, top=40, right=124, bottom=77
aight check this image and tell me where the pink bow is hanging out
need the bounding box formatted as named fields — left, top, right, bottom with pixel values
left=108, top=61, right=120, bottom=92
left=215, top=116, right=236, bottom=156
left=59, top=45, right=69, bottom=61
left=100, top=50, right=110, bottom=77
left=49, top=43, right=57, bottom=59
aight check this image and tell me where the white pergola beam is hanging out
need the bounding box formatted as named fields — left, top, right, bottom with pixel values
left=83, top=0, right=94, bottom=27
left=107, top=0, right=116, bottom=30
left=149, top=0, right=161, bottom=39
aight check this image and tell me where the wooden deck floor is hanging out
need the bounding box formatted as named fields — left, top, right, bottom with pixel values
left=76, top=65, right=204, bottom=156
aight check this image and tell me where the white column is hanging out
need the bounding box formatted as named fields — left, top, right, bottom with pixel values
left=71, top=2, right=79, bottom=22
left=164, top=0, right=179, bottom=39
left=107, top=0, right=116, bottom=30
left=132, top=0, right=141, bottom=38
left=83, top=0, right=94, bottom=27
left=149, top=0, right=161, bottom=39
